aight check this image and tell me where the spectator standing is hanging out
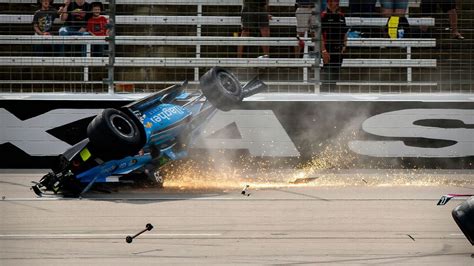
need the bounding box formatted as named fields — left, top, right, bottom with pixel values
left=32, top=0, right=58, bottom=56
left=58, top=0, right=91, bottom=35
left=294, top=0, right=319, bottom=58
left=237, top=0, right=271, bottom=58
left=420, top=0, right=464, bottom=39
left=321, top=0, right=348, bottom=91
left=380, top=0, right=408, bottom=17
left=58, top=0, right=91, bottom=56
left=87, top=2, right=109, bottom=56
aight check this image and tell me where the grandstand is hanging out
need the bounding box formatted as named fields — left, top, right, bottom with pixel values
left=0, top=0, right=473, bottom=93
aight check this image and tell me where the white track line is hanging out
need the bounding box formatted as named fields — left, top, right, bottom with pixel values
left=1, top=197, right=241, bottom=201
left=0, top=197, right=464, bottom=201
left=0, top=233, right=222, bottom=238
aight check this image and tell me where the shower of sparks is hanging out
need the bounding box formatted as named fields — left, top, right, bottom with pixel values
left=159, top=131, right=473, bottom=191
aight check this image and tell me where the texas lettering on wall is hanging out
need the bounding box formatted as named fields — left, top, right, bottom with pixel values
left=1, top=102, right=473, bottom=168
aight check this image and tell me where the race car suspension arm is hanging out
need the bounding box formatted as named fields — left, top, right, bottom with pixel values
left=79, top=174, right=101, bottom=196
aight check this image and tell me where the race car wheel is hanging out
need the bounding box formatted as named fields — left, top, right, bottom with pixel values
left=87, top=108, right=143, bottom=160
left=200, top=67, right=243, bottom=111
left=452, top=197, right=474, bottom=245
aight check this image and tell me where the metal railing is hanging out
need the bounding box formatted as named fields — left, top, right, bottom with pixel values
left=0, top=0, right=473, bottom=94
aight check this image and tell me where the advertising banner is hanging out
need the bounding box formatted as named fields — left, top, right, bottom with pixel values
left=1, top=97, right=473, bottom=168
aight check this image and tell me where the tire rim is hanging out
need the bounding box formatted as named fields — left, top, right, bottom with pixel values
left=217, top=71, right=239, bottom=95
left=111, top=114, right=135, bottom=138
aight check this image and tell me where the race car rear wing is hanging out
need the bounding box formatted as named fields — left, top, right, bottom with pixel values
left=437, top=194, right=474, bottom=205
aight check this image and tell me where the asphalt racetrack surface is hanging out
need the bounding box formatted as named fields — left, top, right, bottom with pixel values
left=1, top=169, right=474, bottom=265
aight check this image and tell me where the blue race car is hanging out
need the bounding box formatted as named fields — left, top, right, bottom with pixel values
left=31, top=67, right=266, bottom=197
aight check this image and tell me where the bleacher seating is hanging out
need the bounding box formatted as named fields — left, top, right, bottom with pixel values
left=0, top=0, right=320, bottom=92
left=0, top=0, right=442, bottom=93
left=338, top=38, right=437, bottom=89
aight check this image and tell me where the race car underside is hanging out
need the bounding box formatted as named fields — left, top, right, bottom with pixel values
left=31, top=67, right=267, bottom=197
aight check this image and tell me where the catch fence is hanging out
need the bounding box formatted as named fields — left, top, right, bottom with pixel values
left=0, top=0, right=473, bottom=93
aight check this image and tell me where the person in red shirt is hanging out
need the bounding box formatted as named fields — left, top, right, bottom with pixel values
left=87, top=2, right=109, bottom=56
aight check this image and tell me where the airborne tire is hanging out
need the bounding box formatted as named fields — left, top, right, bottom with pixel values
left=200, top=67, right=243, bottom=111
left=87, top=108, right=143, bottom=160
left=452, top=197, right=474, bottom=245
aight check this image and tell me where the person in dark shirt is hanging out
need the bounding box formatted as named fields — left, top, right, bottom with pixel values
left=237, top=0, right=271, bottom=58
left=321, top=0, right=348, bottom=91
left=32, top=0, right=58, bottom=56
left=58, top=0, right=91, bottom=35
left=58, top=0, right=91, bottom=56
left=33, top=0, right=58, bottom=36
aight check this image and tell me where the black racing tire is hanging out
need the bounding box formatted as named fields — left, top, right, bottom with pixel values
left=87, top=108, right=143, bottom=160
left=452, top=197, right=474, bottom=245
left=61, top=175, right=83, bottom=198
left=200, top=67, right=243, bottom=111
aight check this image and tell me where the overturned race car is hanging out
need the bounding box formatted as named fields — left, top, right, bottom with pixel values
left=31, top=67, right=266, bottom=197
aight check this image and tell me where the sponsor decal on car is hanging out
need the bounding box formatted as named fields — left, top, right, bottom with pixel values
left=150, top=106, right=186, bottom=124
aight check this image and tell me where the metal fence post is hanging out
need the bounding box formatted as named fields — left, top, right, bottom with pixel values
left=313, top=0, right=321, bottom=93
left=107, top=0, right=116, bottom=94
